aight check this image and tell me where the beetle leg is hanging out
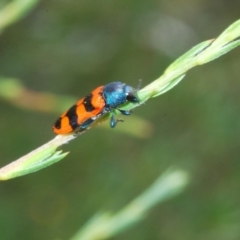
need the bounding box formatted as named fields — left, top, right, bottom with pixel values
left=110, top=112, right=124, bottom=128
left=117, top=108, right=131, bottom=115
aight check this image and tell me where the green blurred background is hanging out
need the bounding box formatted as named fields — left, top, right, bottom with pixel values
left=1, top=0, right=240, bottom=239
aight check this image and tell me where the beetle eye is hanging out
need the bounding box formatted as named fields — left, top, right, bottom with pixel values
left=126, top=92, right=139, bottom=103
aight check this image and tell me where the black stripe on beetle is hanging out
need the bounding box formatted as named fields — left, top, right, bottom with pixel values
left=65, top=105, right=79, bottom=130
left=83, top=94, right=95, bottom=112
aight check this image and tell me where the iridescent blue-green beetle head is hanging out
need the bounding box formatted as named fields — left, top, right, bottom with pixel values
left=103, top=81, right=139, bottom=127
left=103, top=82, right=139, bottom=108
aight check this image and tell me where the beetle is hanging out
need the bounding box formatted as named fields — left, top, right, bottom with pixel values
left=53, top=82, right=139, bottom=134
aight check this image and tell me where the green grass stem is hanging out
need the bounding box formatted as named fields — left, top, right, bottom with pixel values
left=0, top=19, right=240, bottom=180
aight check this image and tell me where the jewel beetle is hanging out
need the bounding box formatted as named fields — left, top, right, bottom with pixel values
left=53, top=82, right=139, bottom=134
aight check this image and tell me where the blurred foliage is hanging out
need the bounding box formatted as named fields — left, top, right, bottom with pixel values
left=70, top=169, right=189, bottom=240
left=0, top=1, right=240, bottom=240
left=0, top=0, right=38, bottom=34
